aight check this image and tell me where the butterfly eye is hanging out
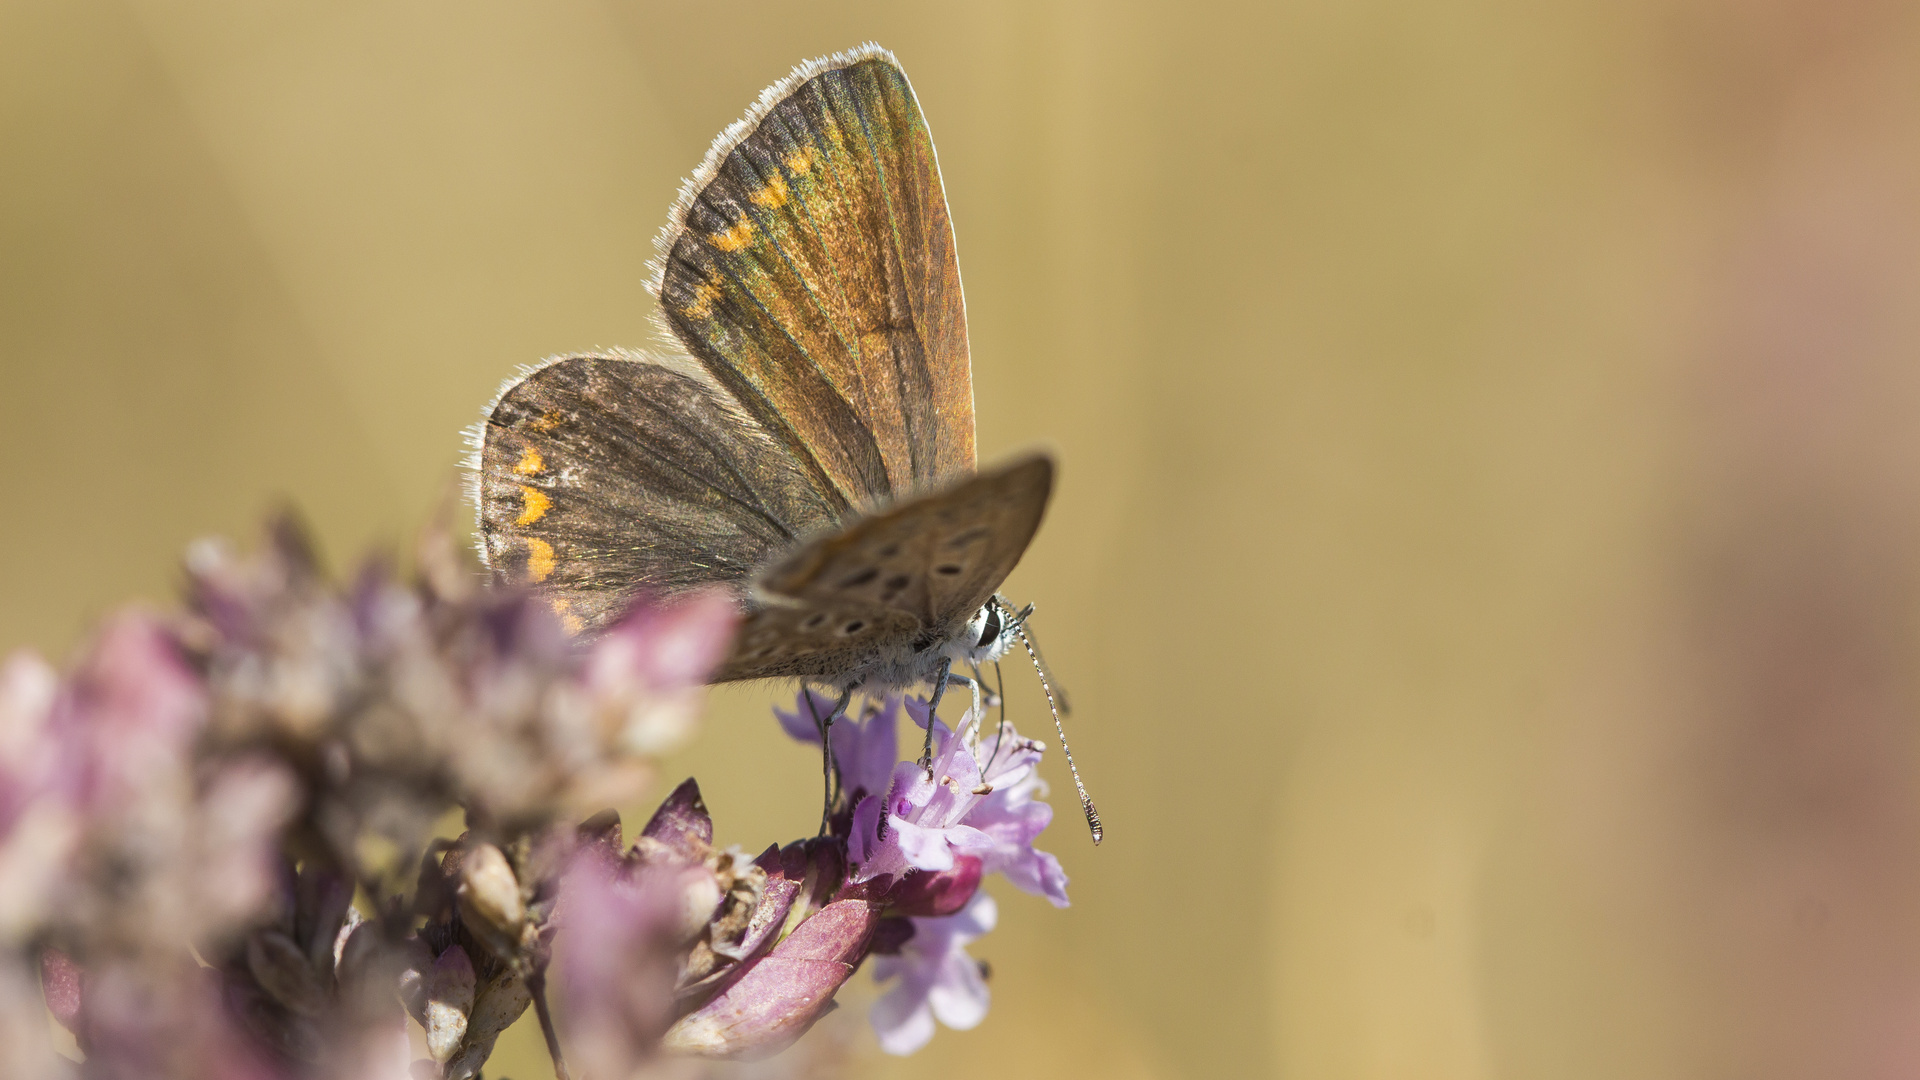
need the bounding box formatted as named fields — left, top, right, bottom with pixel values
left=973, top=602, right=1003, bottom=650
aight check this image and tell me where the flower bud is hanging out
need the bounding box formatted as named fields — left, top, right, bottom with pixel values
left=443, top=972, right=530, bottom=1080
left=456, top=843, right=525, bottom=956
left=673, top=866, right=725, bottom=945
left=424, top=945, right=476, bottom=1064
left=333, top=918, right=402, bottom=1027
left=246, top=929, right=328, bottom=1017
left=395, top=936, right=435, bottom=1028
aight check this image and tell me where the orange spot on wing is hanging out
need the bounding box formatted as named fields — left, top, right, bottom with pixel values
left=681, top=281, right=721, bottom=320
left=709, top=218, right=755, bottom=252
left=550, top=598, right=583, bottom=635
left=512, top=446, right=544, bottom=475
left=516, top=485, right=551, bottom=526
left=784, top=146, right=815, bottom=175
left=524, top=538, right=556, bottom=583
left=528, top=410, right=564, bottom=432
left=749, top=174, right=789, bottom=209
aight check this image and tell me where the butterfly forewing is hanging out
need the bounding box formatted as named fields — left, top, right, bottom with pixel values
left=653, top=46, right=974, bottom=511
left=477, top=352, right=840, bottom=632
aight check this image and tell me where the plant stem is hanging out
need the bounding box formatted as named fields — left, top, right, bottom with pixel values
left=527, top=969, right=570, bottom=1080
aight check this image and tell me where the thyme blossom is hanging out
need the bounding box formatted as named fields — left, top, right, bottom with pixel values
left=775, top=689, right=1073, bottom=1054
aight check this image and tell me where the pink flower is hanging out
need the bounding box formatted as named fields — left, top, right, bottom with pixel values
left=550, top=851, right=684, bottom=1079
left=773, top=691, right=901, bottom=805
left=773, top=693, right=1071, bottom=1054
left=847, top=703, right=1070, bottom=909
left=0, top=651, right=70, bottom=944
left=869, top=891, right=996, bottom=1056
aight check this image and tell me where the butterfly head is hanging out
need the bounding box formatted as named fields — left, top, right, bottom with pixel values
left=962, top=596, right=1101, bottom=845
left=957, top=595, right=1025, bottom=667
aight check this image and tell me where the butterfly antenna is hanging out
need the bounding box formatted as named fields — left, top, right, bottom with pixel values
left=1016, top=624, right=1102, bottom=845
left=1010, top=604, right=1071, bottom=717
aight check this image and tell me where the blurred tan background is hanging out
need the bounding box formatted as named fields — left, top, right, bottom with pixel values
left=8, top=1, right=1920, bottom=1077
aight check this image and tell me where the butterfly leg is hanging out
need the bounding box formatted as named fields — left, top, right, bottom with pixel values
left=969, top=661, right=1004, bottom=710
left=805, top=686, right=854, bottom=836
left=978, top=660, right=1013, bottom=776
left=948, top=672, right=985, bottom=745
left=919, top=664, right=986, bottom=772
left=919, top=657, right=954, bottom=773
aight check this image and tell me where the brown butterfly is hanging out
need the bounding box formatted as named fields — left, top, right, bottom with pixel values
left=468, top=44, right=1097, bottom=841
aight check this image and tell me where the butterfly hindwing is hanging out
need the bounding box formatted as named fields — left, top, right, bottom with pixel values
left=476, top=352, right=842, bottom=632
left=713, top=600, right=921, bottom=683
left=653, top=44, right=975, bottom=513
left=757, top=455, right=1052, bottom=634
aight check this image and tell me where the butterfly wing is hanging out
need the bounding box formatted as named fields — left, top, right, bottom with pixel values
left=652, top=44, right=974, bottom=513
left=479, top=46, right=1020, bottom=674
left=715, top=600, right=922, bottom=683
left=713, top=455, right=1053, bottom=683
left=474, top=351, right=842, bottom=633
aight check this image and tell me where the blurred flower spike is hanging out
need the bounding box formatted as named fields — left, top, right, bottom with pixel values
left=0, top=512, right=1075, bottom=1077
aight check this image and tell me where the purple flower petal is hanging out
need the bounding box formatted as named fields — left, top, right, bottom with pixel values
left=677, top=875, right=803, bottom=1010
left=1000, top=847, right=1071, bottom=908
left=848, top=795, right=883, bottom=867
left=870, top=976, right=937, bottom=1055
left=927, top=946, right=990, bottom=1030
left=771, top=689, right=837, bottom=746
left=773, top=897, right=879, bottom=965
left=869, top=892, right=997, bottom=1056
left=835, top=697, right=900, bottom=804
left=733, top=878, right=800, bottom=961
left=54, top=614, right=205, bottom=815
left=903, top=696, right=933, bottom=731
left=590, top=589, right=737, bottom=691
left=639, top=778, right=713, bottom=862
left=552, top=852, right=681, bottom=1078
left=663, top=896, right=880, bottom=1059
left=756, top=837, right=847, bottom=921
left=888, top=819, right=957, bottom=874
left=663, top=956, right=854, bottom=1060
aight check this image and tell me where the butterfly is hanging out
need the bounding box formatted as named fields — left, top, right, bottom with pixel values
left=469, top=44, right=1098, bottom=841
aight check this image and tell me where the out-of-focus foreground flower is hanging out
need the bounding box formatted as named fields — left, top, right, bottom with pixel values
left=0, top=515, right=1077, bottom=1078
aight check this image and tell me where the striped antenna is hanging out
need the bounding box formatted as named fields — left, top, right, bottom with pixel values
left=1015, top=622, right=1102, bottom=845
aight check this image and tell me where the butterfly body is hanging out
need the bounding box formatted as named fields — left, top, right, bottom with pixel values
left=471, top=45, right=1051, bottom=693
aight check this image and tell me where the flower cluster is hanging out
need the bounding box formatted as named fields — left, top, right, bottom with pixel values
left=0, top=514, right=1076, bottom=1078
left=775, top=690, right=1071, bottom=1054
left=0, top=516, right=743, bottom=1078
